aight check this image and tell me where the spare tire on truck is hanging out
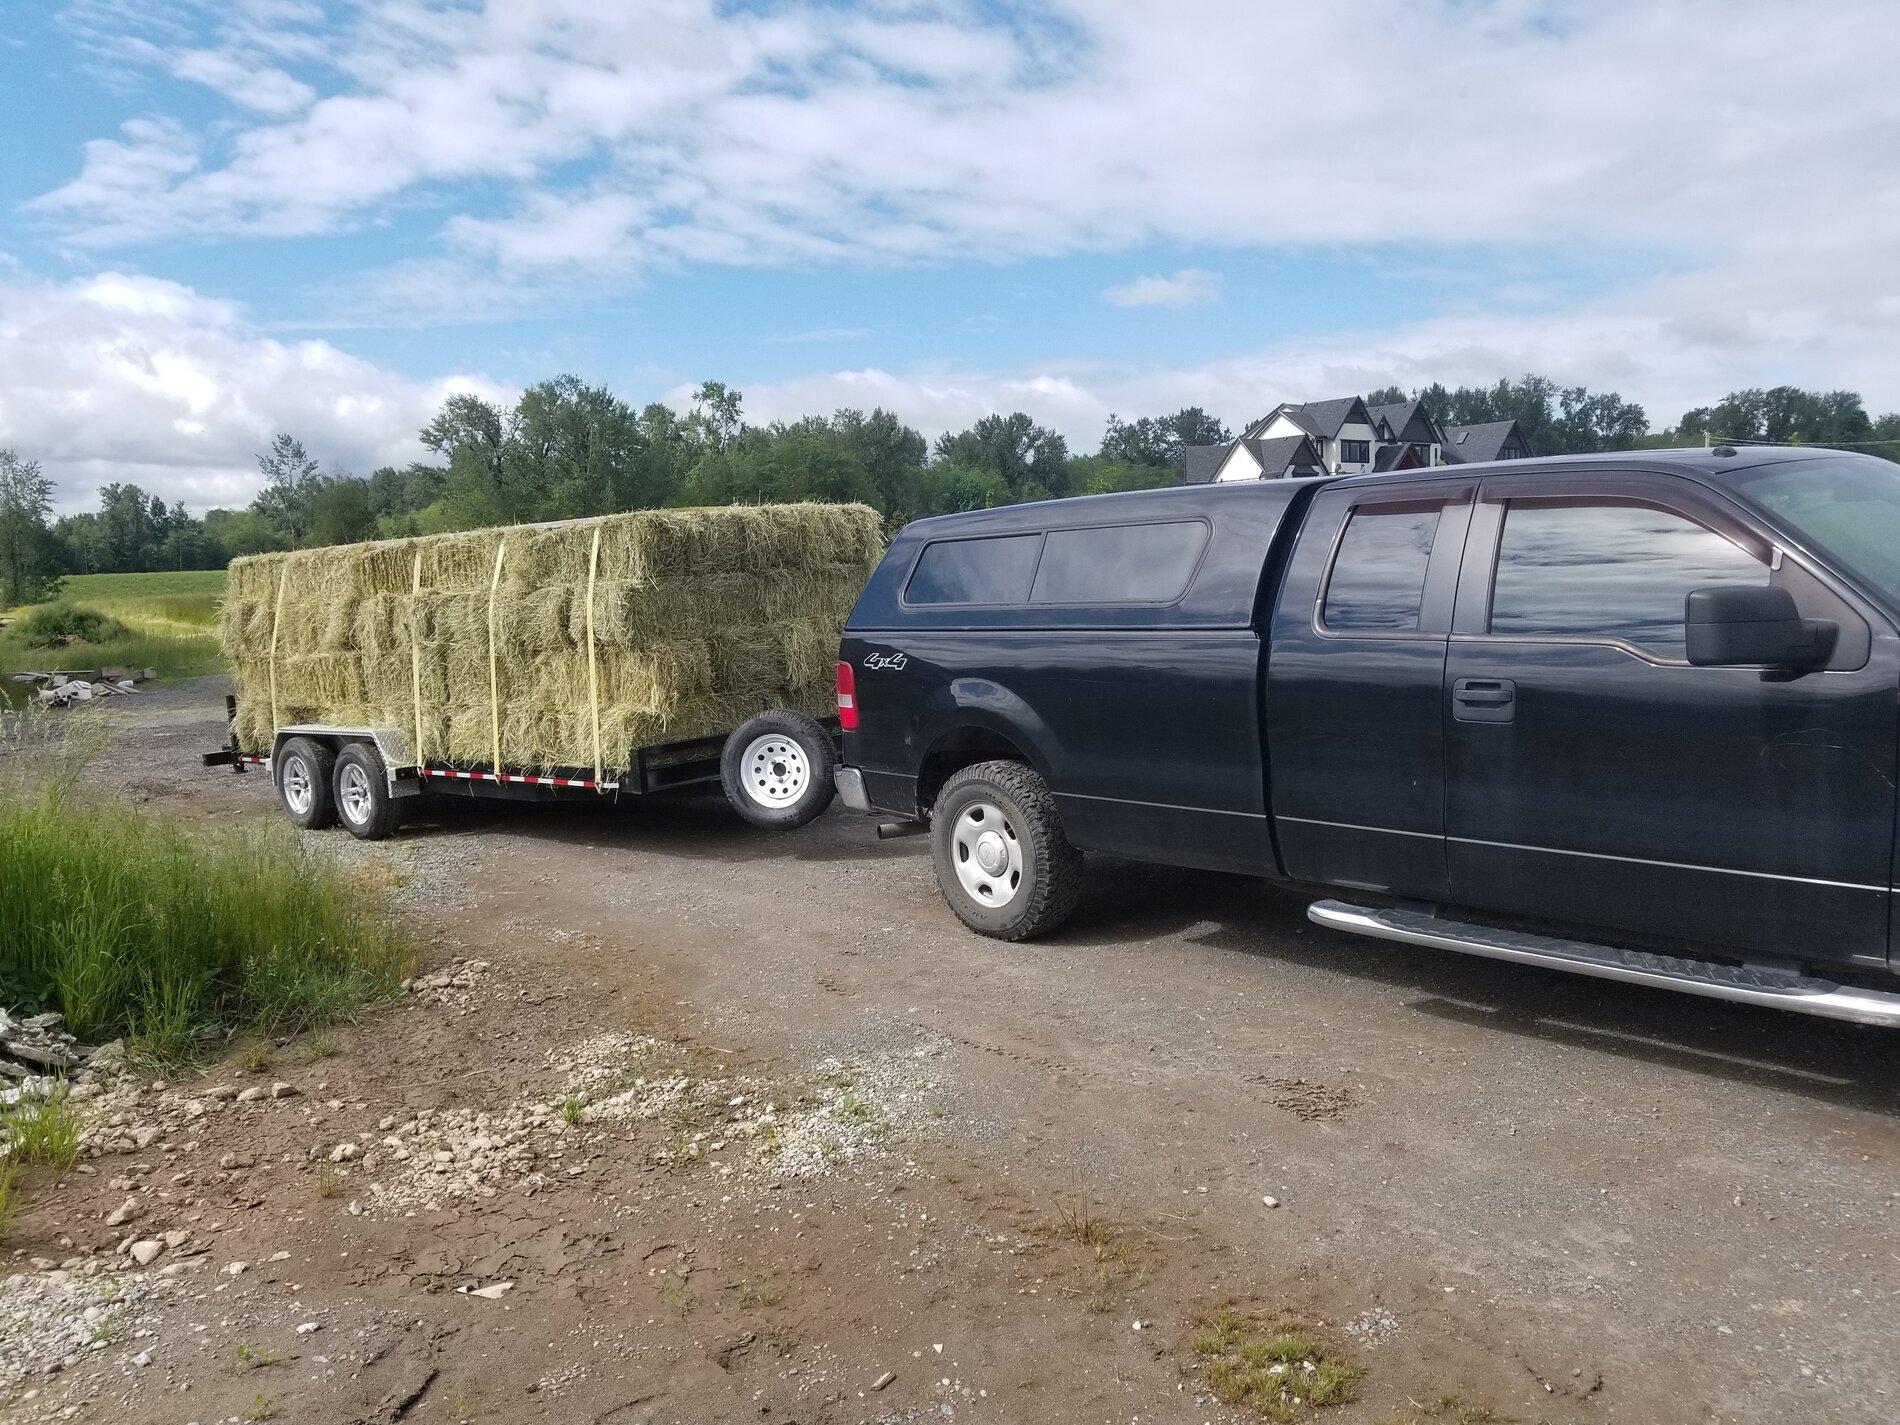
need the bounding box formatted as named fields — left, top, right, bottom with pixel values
left=722, top=710, right=837, bottom=829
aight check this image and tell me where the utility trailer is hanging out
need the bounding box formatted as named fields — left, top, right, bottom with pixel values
left=208, top=502, right=882, bottom=841
left=204, top=695, right=841, bottom=840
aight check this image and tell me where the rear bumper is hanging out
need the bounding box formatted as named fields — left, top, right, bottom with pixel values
left=834, top=766, right=871, bottom=814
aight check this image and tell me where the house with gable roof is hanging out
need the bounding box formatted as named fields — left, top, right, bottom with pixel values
left=1181, top=393, right=1530, bottom=484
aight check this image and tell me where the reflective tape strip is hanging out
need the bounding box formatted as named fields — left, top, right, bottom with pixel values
left=417, top=767, right=616, bottom=792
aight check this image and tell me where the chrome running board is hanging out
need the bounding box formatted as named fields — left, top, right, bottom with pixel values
left=1307, top=900, right=1900, bottom=1027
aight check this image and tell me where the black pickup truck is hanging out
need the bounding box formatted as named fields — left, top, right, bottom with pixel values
left=831, top=446, right=1900, bottom=1025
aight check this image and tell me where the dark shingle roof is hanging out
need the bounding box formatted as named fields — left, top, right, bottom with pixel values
left=1240, top=434, right=1322, bottom=478
left=1242, top=397, right=1368, bottom=442
left=1182, top=434, right=1319, bottom=482
left=1241, top=404, right=1314, bottom=440
left=1369, top=400, right=1449, bottom=446
left=1367, top=401, right=1408, bottom=437
left=1443, top=420, right=1525, bottom=463
left=1181, top=442, right=1233, bottom=485
left=1292, top=396, right=1370, bottom=439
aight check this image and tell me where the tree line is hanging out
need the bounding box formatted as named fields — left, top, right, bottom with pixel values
left=4, top=375, right=1898, bottom=594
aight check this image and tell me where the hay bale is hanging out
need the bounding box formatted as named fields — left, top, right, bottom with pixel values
left=219, top=504, right=882, bottom=771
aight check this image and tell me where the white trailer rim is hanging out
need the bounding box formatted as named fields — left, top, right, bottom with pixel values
left=952, top=801, right=1023, bottom=908
left=338, top=761, right=375, bottom=824
left=741, top=734, right=811, bottom=808
left=281, top=755, right=314, bottom=816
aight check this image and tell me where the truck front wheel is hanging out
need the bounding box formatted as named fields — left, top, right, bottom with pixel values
left=333, top=743, right=402, bottom=841
left=276, top=736, right=337, bottom=830
left=931, top=761, right=1083, bottom=940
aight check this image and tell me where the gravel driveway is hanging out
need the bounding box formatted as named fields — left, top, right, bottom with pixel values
left=8, top=676, right=1896, bottom=1424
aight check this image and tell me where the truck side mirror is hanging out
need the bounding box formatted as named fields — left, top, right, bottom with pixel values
left=1685, top=585, right=1836, bottom=668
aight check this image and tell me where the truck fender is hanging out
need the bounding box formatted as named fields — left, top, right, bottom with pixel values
left=916, top=677, right=1064, bottom=789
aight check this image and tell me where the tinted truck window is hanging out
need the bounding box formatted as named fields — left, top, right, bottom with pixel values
left=1030, top=521, right=1207, bottom=604
left=1489, top=499, right=1767, bottom=657
left=905, top=533, right=1042, bottom=605
left=1322, top=502, right=1441, bottom=630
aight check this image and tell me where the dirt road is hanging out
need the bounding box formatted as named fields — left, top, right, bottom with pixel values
left=7, top=678, right=1898, bottom=1425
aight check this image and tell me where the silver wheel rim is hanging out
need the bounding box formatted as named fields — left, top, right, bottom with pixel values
left=741, top=734, right=810, bottom=808
left=339, top=762, right=374, bottom=825
left=951, top=801, right=1024, bottom=909
left=282, top=755, right=313, bottom=816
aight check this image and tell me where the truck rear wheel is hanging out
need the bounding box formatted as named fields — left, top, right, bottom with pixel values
left=276, top=737, right=337, bottom=830
left=333, top=742, right=402, bottom=841
left=931, top=760, right=1083, bottom=940
left=722, top=710, right=837, bottom=830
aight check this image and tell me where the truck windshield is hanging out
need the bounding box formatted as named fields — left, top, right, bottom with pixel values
left=1727, top=456, right=1900, bottom=610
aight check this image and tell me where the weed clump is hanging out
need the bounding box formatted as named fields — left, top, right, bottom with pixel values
left=1, top=1087, right=82, bottom=1171
left=14, top=603, right=129, bottom=649
left=0, top=786, right=414, bottom=1061
left=1190, top=1305, right=1364, bottom=1421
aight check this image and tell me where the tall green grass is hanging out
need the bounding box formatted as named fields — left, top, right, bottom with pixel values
left=50, top=570, right=226, bottom=636
left=0, top=787, right=414, bottom=1061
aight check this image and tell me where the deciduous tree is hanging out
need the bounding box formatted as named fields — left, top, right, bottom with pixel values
left=0, top=449, right=59, bottom=607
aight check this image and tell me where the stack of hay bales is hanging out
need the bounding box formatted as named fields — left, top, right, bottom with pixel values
left=219, top=504, right=883, bottom=775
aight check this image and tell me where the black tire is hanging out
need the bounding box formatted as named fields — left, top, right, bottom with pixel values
left=721, top=710, right=837, bottom=830
left=930, top=760, right=1083, bottom=940
left=275, top=737, right=337, bottom=830
left=332, top=742, right=403, bottom=841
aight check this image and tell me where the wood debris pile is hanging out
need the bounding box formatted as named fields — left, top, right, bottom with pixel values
left=5, top=667, right=155, bottom=708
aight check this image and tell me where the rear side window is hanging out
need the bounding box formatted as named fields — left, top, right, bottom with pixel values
left=1322, top=501, right=1442, bottom=631
left=904, top=533, right=1042, bottom=605
left=1488, top=499, right=1767, bottom=657
left=1031, top=521, right=1207, bottom=604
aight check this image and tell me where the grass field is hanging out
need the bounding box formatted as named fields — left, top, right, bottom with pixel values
left=49, top=569, right=226, bottom=636
left=1, top=569, right=228, bottom=697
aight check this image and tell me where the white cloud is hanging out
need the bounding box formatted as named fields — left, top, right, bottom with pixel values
left=1103, top=268, right=1218, bottom=309
left=0, top=272, right=500, bottom=512
left=38, top=1, right=1900, bottom=264
left=17, top=0, right=1900, bottom=483
left=168, top=47, right=315, bottom=115
left=726, top=241, right=1900, bottom=448
left=29, top=0, right=1900, bottom=407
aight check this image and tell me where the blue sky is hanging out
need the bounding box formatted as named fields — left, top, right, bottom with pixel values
left=2, top=1, right=1896, bottom=510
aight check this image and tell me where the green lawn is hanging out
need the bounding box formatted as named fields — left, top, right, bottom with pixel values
left=1, top=569, right=229, bottom=698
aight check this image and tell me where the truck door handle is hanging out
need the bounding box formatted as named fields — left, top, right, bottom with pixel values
left=1454, top=679, right=1513, bottom=704
left=1452, top=677, right=1516, bottom=722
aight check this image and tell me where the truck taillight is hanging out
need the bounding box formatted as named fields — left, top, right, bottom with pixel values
left=836, top=660, right=858, bottom=730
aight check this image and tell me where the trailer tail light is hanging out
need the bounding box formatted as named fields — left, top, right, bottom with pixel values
left=836, top=660, right=858, bottom=730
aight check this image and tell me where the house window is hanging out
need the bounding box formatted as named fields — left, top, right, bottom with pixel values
left=1339, top=440, right=1370, bottom=464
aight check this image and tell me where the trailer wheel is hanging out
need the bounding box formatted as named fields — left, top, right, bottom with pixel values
left=722, top=710, right=837, bottom=830
left=931, top=760, right=1083, bottom=941
left=276, top=736, right=338, bottom=830
left=333, top=742, right=402, bottom=841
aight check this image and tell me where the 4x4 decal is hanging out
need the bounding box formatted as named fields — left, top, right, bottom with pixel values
left=863, top=651, right=909, bottom=670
